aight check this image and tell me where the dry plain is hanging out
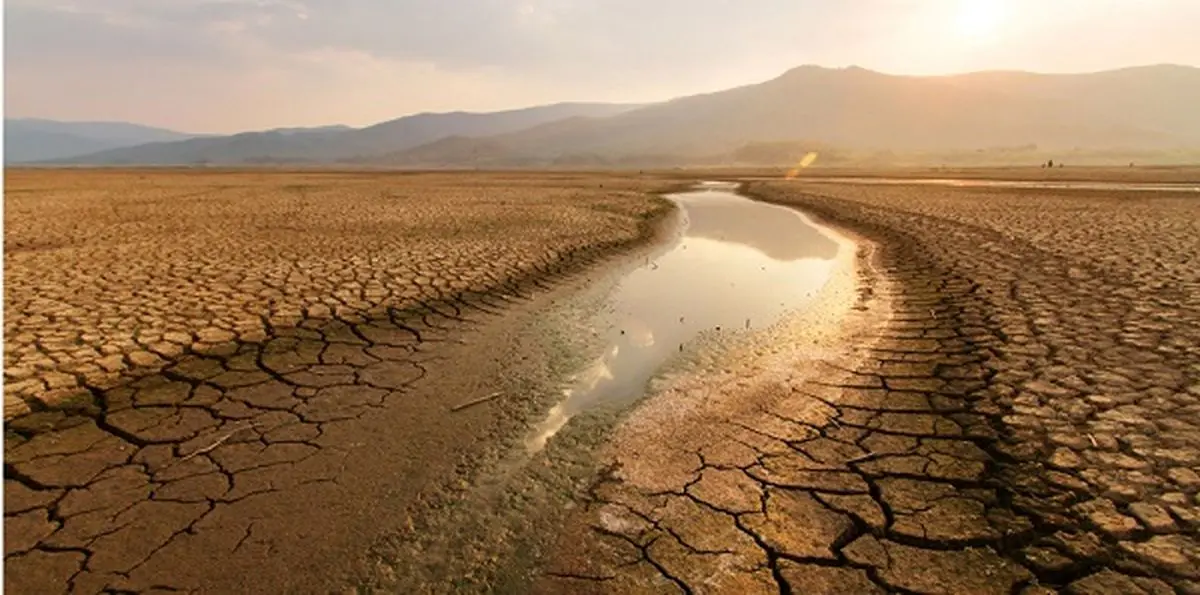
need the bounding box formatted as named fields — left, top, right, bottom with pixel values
left=711, top=165, right=1200, bottom=184
left=539, top=178, right=1200, bottom=594
left=3, top=168, right=678, bottom=593
left=5, top=168, right=1200, bottom=594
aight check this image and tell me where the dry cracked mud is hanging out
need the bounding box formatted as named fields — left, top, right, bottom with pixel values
left=538, top=181, right=1200, bottom=595
left=3, top=169, right=678, bottom=593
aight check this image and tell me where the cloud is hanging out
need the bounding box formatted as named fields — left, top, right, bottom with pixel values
left=3, top=1, right=580, bottom=132
left=5, top=0, right=1198, bottom=131
left=9, top=0, right=846, bottom=81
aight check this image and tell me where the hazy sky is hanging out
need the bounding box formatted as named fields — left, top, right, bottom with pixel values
left=6, top=0, right=1199, bottom=133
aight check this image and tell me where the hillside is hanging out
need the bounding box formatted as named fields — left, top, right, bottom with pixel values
left=53, top=103, right=641, bottom=165
left=37, top=65, right=1200, bottom=167
left=4, top=119, right=197, bottom=163
left=380, top=64, right=1200, bottom=167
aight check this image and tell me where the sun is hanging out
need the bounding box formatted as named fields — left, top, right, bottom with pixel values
left=954, top=0, right=1005, bottom=41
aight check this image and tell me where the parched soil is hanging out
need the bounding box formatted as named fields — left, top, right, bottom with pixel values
left=3, top=169, right=677, bottom=593
left=3, top=169, right=673, bottom=416
left=539, top=181, right=1200, bottom=594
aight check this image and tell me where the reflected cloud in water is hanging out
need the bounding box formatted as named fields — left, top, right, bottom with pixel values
left=527, top=184, right=841, bottom=452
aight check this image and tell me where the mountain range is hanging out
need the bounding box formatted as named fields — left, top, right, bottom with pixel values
left=8, top=64, right=1200, bottom=167
left=6, top=103, right=639, bottom=166
left=4, top=119, right=199, bottom=163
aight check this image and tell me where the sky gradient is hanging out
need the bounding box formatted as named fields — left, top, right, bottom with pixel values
left=6, top=0, right=1199, bottom=133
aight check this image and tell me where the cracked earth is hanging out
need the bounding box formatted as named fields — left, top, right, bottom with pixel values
left=3, top=169, right=676, bottom=593
left=538, top=181, right=1200, bottom=595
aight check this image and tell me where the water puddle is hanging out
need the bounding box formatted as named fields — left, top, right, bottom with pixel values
left=526, top=182, right=840, bottom=451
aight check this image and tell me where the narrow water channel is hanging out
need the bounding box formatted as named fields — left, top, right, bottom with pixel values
left=527, top=182, right=841, bottom=450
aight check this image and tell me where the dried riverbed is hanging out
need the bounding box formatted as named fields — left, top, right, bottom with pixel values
left=537, top=179, right=1200, bottom=594
left=362, top=183, right=858, bottom=592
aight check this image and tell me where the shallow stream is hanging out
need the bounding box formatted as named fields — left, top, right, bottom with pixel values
left=526, top=181, right=841, bottom=450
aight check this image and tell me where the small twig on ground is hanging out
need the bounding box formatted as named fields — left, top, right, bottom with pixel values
left=450, top=391, right=504, bottom=412
left=1087, top=433, right=1098, bottom=447
left=177, top=422, right=254, bottom=464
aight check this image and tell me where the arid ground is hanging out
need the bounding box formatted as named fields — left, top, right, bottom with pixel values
left=3, top=169, right=677, bottom=592
left=539, top=179, right=1200, bottom=594
left=705, top=165, right=1200, bottom=184
left=5, top=169, right=1200, bottom=594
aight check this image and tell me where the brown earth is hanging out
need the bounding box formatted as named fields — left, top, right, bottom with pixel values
left=8, top=170, right=1200, bottom=594
left=3, top=169, right=679, bottom=593
left=538, top=180, right=1200, bottom=594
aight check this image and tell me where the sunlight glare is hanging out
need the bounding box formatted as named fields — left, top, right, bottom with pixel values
left=954, top=0, right=1005, bottom=42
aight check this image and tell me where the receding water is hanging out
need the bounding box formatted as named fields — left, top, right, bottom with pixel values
left=527, top=182, right=841, bottom=451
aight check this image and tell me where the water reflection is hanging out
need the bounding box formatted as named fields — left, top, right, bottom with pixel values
left=684, top=197, right=839, bottom=261
left=526, top=184, right=841, bottom=451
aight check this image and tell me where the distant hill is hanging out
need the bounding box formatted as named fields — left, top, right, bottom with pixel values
left=380, top=64, right=1200, bottom=167
left=52, top=103, right=642, bottom=165
left=35, top=65, right=1200, bottom=167
left=4, top=118, right=197, bottom=163
left=266, top=125, right=354, bottom=136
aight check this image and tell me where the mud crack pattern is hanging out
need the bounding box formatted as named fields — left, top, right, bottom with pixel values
left=3, top=170, right=676, bottom=593
left=538, top=181, right=1199, bottom=594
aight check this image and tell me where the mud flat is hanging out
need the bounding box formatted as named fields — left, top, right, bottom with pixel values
left=538, top=179, right=1200, bottom=594
left=783, top=176, right=1200, bottom=193
left=9, top=170, right=1198, bottom=593
left=2, top=169, right=680, bottom=593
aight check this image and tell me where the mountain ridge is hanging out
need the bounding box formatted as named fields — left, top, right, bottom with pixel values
left=41, top=102, right=644, bottom=165
left=4, top=118, right=199, bottom=163
left=378, top=63, right=1200, bottom=166
left=21, top=64, right=1200, bottom=167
